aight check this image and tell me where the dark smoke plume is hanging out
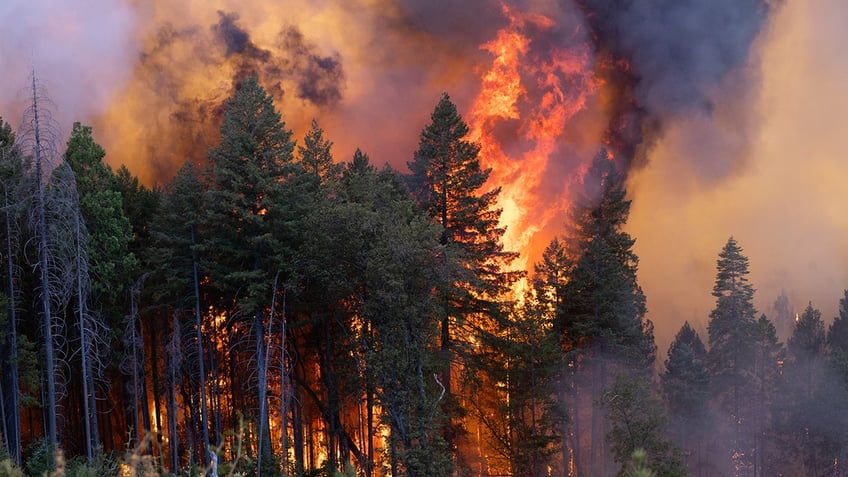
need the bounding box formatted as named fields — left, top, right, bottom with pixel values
left=278, top=27, right=345, bottom=107
left=576, top=0, right=777, bottom=176
left=214, top=11, right=271, bottom=61
left=109, top=10, right=347, bottom=182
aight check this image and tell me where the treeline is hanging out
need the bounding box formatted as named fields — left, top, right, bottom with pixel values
left=0, top=75, right=846, bottom=477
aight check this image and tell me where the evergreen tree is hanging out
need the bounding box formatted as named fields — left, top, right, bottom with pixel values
left=204, top=75, right=296, bottom=476
left=406, top=93, right=520, bottom=463
left=750, top=314, right=782, bottom=477
left=828, top=290, right=848, bottom=385
left=602, top=374, right=688, bottom=477
left=561, top=152, right=655, bottom=370
left=64, top=123, right=135, bottom=305
left=298, top=119, right=342, bottom=188
left=148, top=161, right=211, bottom=467
left=481, top=293, right=561, bottom=477
left=661, top=321, right=710, bottom=472
left=825, top=290, right=848, bottom=472
left=775, top=303, right=835, bottom=475
left=64, top=123, right=137, bottom=460
left=706, top=236, right=757, bottom=475
left=532, top=238, right=578, bottom=475
left=555, top=152, right=655, bottom=476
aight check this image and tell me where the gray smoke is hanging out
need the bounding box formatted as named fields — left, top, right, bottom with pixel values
left=576, top=0, right=778, bottom=178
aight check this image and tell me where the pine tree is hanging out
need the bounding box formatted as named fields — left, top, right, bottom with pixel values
left=662, top=322, right=710, bottom=472
left=298, top=119, right=342, bottom=188
left=707, top=236, right=758, bottom=476
left=407, top=93, right=520, bottom=462
left=557, top=152, right=655, bottom=476
left=533, top=238, right=577, bottom=475
left=148, top=161, right=211, bottom=467
left=775, top=303, right=834, bottom=475
left=601, top=374, right=688, bottom=477
left=204, top=75, right=295, bottom=476
left=561, top=152, right=655, bottom=370
left=64, top=123, right=137, bottom=460
left=825, top=291, right=848, bottom=471
left=750, top=314, right=782, bottom=477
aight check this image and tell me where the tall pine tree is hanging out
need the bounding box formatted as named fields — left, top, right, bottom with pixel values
left=204, top=75, right=295, bottom=476
left=707, top=236, right=758, bottom=476
left=559, top=152, right=655, bottom=476
left=407, top=93, right=520, bottom=465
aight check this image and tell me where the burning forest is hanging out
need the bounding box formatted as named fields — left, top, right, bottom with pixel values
left=2, top=0, right=848, bottom=476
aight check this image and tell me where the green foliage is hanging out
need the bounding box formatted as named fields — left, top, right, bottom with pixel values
left=627, top=449, right=655, bottom=477
left=204, top=74, right=297, bottom=309
left=408, top=92, right=520, bottom=302
left=23, top=439, right=55, bottom=477
left=64, top=451, right=117, bottom=477
left=64, top=122, right=136, bottom=302
left=0, top=459, right=23, bottom=477
left=662, top=322, right=709, bottom=420
left=602, top=375, right=689, bottom=477
left=147, top=161, right=206, bottom=304
left=298, top=119, right=342, bottom=188
left=706, top=237, right=763, bottom=474
left=561, top=153, right=655, bottom=370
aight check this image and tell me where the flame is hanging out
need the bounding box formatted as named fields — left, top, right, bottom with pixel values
left=468, top=3, right=599, bottom=273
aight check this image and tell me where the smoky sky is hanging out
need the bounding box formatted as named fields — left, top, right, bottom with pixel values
left=577, top=0, right=773, bottom=114
left=214, top=11, right=271, bottom=61
left=278, top=27, right=344, bottom=107
left=576, top=0, right=776, bottom=177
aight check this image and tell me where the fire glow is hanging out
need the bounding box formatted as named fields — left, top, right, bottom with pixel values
left=3, top=0, right=822, bottom=353
left=468, top=3, right=599, bottom=272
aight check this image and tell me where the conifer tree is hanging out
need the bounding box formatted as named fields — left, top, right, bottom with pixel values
left=707, top=236, right=758, bottom=475
left=750, top=314, right=781, bottom=476
left=662, top=321, right=710, bottom=472
left=775, top=303, right=835, bottom=475
left=407, top=93, right=520, bottom=461
left=558, top=152, right=655, bottom=475
left=204, top=75, right=295, bottom=476
left=561, top=152, right=655, bottom=370
left=64, top=123, right=136, bottom=460
left=533, top=238, right=579, bottom=475
left=149, top=161, right=211, bottom=465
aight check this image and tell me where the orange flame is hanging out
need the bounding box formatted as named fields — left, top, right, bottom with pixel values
left=468, top=4, right=599, bottom=273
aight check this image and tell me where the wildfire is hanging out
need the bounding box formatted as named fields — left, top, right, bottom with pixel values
left=468, top=3, right=600, bottom=273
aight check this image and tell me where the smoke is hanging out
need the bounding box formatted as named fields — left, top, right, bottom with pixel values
left=628, top=0, right=848, bottom=355
left=4, top=0, right=840, bottom=358
left=576, top=0, right=775, bottom=177
left=0, top=0, right=136, bottom=136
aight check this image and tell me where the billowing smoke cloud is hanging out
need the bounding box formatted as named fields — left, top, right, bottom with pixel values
left=576, top=0, right=775, bottom=177
left=0, top=0, right=136, bottom=137
left=628, top=0, right=848, bottom=354
left=6, top=0, right=841, bottom=358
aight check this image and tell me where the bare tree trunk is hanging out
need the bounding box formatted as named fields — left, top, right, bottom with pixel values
left=292, top=390, right=305, bottom=476
left=75, top=206, right=95, bottom=462
left=148, top=317, right=164, bottom=469
left=167, top=315, right=182, bottom=474
left=30, top=73, right=58, bottom=449
left=279, top=291, right=290, bottom=475
left=191, top=228, right=210, bottom=465
left=2, top=184, right=21, bottom=464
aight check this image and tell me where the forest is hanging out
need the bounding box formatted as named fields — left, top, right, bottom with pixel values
left=0, top=73, right=847, bottom=477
